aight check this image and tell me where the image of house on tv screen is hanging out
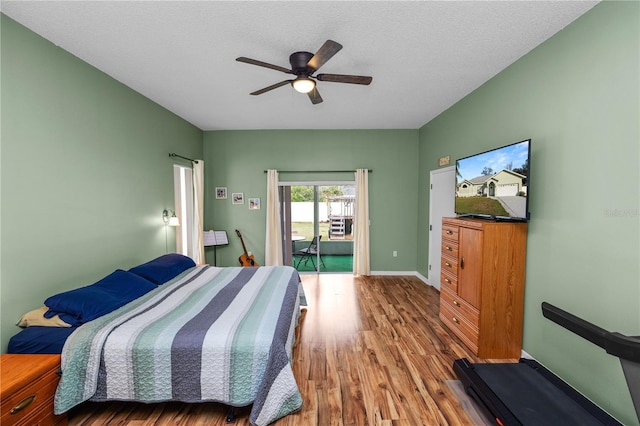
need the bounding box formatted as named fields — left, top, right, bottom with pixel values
left=455, top=140, right=530, bottom=220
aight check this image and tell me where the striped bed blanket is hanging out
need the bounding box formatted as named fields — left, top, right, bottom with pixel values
left=54, top=265, right=306, bottom=426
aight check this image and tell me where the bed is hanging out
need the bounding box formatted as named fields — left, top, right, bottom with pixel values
left=8, top=255, right=306, bottom=426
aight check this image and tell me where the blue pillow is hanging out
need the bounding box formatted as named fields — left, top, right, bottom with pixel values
left=44, top=269, right=156, bottom=326
left=128, top=253, right=195, bottom=285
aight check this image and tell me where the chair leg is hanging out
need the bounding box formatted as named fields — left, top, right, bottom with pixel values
left=296, top=253, right=311, bottom=269
left=312, top=254, right=325, bottom=270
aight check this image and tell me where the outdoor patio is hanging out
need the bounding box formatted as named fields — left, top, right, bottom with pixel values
left=292, top=254, right=353, bottom=273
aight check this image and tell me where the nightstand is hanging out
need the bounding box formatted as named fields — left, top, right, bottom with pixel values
left=1, top=354, right=68, bottom=426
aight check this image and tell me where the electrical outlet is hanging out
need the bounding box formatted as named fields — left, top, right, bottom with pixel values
left=393, top=250, right=398, bottom=257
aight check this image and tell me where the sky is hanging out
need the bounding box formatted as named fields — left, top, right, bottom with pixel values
left=456, top=140, right=529, bottom=182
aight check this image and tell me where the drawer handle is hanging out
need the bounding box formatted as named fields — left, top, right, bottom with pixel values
left=460, top=257, right=465, bottom=269
left=445, top=262, right=452, bottom=267
left=445, top=246, right=452, bottom=251
left=446, top=230, right=453, bottom=235
left=453, top=300, right=460, bottom=307
left=10, top=395, right=36, bottom=414
left=452, top=317, right=460, bottom=324
left=444, top=278, right=451, bottom=284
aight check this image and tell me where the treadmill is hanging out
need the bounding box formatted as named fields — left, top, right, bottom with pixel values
left=454, top=302, right=640, bottom=426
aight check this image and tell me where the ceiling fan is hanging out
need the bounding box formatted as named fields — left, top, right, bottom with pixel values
left=236, top=40, right=372, bottom=105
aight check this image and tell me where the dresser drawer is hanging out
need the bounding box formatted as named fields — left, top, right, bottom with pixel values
left=440, top=301, right=479, bottom=353
left=13, top=396, right=63, bottom=426
left=441, top=256, right=458, bottom=277
left=440, top=271, right=458, bottom=293
left=440, top=286, right=479, bottom=327
left=442, top=224, right=459, bottom=242
left=441, top=240, right=459, bottom=260
left=1, top=368, right=59, bottom=425
left=1, top=354, right=66, bottom=426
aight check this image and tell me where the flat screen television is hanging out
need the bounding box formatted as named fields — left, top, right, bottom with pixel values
left=455, top=139, right=531, bottom=221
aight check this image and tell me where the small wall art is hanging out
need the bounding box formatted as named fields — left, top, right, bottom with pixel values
left=215, top=187, right=227, bottom=199
left=249, top=198, right=261, bottom=210
left=232, top=192, right=244, bottom=204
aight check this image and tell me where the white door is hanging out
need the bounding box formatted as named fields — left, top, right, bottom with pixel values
left=428, top=166, right=455, bottom=289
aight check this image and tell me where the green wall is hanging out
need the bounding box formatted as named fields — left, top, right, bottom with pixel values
left=0, top=15, right=203, bottom=351
left=2, top=3, right=639, bottom=423
left=203, top=130, right=419, bottom=271
left=418, top=3, right=639, bottom=424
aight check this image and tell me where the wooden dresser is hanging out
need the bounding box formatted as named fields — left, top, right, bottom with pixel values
left=439, top=217, right=527, bottom=359
left=0, top=354, right=67, bottom=426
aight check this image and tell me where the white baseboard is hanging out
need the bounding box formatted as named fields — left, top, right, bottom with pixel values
left=520, top=349, right=535, bottom=360
left=415, top=272, right=429, bottom=285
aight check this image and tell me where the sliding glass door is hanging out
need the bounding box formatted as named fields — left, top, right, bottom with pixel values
left=281, top=183, right=354, bottom=272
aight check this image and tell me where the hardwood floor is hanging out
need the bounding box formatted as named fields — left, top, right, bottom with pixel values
left=68, top=274, right=496, bottom=425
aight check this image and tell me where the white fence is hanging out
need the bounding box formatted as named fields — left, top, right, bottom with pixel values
left=291, top=202, right=350, bottom=222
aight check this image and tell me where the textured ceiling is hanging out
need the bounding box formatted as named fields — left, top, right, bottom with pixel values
left=1, top=1, right=598, bottom=131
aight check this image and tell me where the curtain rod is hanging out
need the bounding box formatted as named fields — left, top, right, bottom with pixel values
left=263, top=169, right=372, bottom=173
left=169, top=153, right=199, bottom=164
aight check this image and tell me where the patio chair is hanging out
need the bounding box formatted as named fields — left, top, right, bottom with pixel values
left=295, top=235, right=326, bottom=270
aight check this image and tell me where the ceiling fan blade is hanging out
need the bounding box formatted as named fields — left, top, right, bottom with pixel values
left=307, top=87, right=323, bottom=105
left=306, top=40, right=343, bottom=72
left=316, top=73, right=373, bottom=85
left=250, top=80, right=293, bottom=96
left=236, top=57, right=292, bottom=74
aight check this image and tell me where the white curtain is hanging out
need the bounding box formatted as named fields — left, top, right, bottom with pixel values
left=192, top=160, right=205, bottom=265
left=265, top=169, right=283, bottom=265
left=354, top=169, right=370, bottom=275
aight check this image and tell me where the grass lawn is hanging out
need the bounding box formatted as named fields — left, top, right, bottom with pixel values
left=292, top=222, right=330, bottom=240
left=455, top=197, right=508, bottom=216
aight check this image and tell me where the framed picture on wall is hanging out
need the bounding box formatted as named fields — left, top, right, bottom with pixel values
left=249, top=198, right=260, bottom=210
left=215, top=187, right=227, bottom=199
left=232, top=193, right=244, bottom=204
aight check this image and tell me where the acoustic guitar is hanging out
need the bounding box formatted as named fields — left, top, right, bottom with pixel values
left=235, top=229, right=258, bottom=267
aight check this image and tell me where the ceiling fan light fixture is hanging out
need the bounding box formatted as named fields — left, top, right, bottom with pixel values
left=292, top=77, right=315, bottom=94
left=238, top=40, right=371, bottom=104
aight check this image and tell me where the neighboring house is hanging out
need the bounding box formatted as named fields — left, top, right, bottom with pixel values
left=457, top=169, right=527, bottom=198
